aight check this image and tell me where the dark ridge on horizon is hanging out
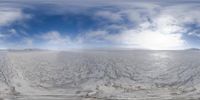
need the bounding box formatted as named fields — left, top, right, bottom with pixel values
left=186, top=48, right=200, bottom=50
left=0, top=48, right=50, bottom=52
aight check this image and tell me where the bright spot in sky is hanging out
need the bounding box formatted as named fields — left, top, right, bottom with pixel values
left=137, top=31, right=184, bottom=50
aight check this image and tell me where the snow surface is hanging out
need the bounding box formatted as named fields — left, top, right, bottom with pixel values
left=1, top=50, right=200, bottom=100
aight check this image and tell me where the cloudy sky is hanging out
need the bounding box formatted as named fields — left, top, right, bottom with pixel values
left=0, top=0, right=200, bottom=50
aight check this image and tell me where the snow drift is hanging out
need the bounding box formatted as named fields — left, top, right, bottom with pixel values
left=1, top=50, right=200, bottom=99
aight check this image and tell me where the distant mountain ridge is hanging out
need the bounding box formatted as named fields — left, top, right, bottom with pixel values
left=0, top=48, right=49, bottom=52
left=186, top=48, right=200, bottom=51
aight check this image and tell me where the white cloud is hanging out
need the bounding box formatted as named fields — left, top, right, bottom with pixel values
left=97, top=2, right=200, bottom=49
left=23, top=38, right=33, bottom=47
left=86, top=8, right=191, bottom=50
left=0, top=8, right=25, bottom=26
left=109, top=29, right=186, bottom=50
left=40, top=31, right=82, bottom=50
left=42, top=31, right=71, bottom=45
left=188, top=30, right=200, bottom=37
left=86, top=30, right=107, bottom=38
left=0, top=6, right=30, bottom=39
left=95, top=11, right=123, bottom=22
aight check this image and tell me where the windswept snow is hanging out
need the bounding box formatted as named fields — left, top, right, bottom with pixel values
left=1, top=50, right=200, bottom=100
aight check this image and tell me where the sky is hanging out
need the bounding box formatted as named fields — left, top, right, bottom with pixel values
left=0, top=0, right=200, bottom=50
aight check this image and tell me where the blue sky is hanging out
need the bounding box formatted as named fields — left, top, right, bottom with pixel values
left=0, top=0, right=200, bottom=50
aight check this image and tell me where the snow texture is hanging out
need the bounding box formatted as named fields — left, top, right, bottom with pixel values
left=1, top=50, right=200, bottom=100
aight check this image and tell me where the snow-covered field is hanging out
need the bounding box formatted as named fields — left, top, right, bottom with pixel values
left=1, top=50, right=200, bottom=100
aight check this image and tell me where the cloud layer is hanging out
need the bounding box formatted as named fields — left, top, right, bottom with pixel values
left=0, top=0, right=200, bottom=50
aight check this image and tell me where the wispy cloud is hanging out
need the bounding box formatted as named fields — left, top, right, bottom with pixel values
left=0, top=8, right=27, bottom=26
left=41, top=31, right=70, bottom=45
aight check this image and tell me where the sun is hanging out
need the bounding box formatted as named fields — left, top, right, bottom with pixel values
left=136, top=31, right=184, bottom=50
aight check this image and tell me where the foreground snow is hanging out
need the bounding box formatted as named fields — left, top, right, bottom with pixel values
left=1, top=50, right=200, bottom=100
